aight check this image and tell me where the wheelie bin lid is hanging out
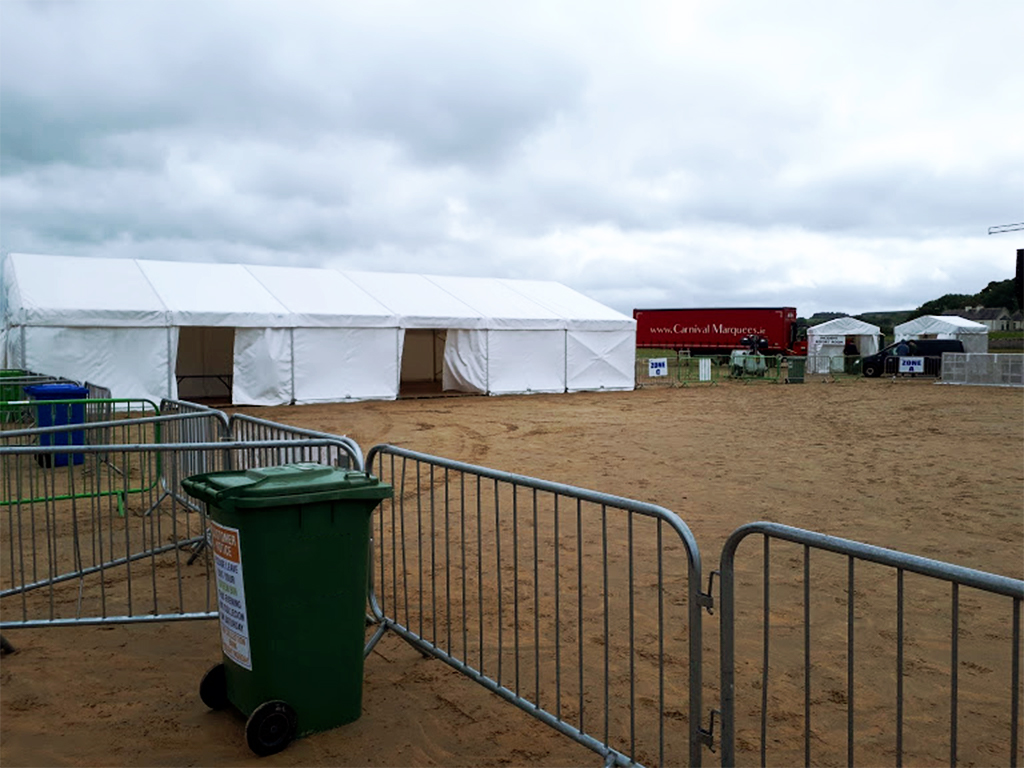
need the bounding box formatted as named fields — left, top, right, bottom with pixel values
left=182, top=463, right=393, bottom=510
left=23, top=383, right=89, bottom=399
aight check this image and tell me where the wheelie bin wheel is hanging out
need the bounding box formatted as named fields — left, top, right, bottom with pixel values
left=199, top=663, right=229, bottom=710
left=246, top=700, right=297, bottom=757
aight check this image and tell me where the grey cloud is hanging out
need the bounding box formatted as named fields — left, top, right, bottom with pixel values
left=1, top=0, right=1020, bottom=320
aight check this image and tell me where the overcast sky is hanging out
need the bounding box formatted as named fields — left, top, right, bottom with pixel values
left=2, top=1, right=1022, bottom=318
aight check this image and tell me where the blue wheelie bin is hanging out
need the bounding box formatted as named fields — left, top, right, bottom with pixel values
left=23, top=383, right=89, bottom=467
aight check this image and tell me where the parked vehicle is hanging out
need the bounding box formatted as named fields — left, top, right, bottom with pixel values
left=860, top=339, right=965, bottom=378
left=633, top=307, right=805, bottom=355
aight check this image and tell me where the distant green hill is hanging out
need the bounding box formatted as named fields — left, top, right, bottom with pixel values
left=800, top=276, right=1019, bottom=338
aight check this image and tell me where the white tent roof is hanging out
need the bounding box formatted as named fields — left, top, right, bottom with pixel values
left=895, top=314, right=988, bottom=338
left=245, top=265, right=397, bottom=328
left=3, top=253, right=634, bottom=332
left=501, top=278, right=634, bottom=331
left=340, top=271, right=488, bottom=329
left=424, top=275, right=563, bottom=330
left=4, top=253, right=167, bottom=326
left=807, top=316, right=880, bottom=336
left=136, top=260, right=291, bottom=327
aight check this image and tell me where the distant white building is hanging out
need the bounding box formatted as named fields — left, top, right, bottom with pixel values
left=942, top=307, right=1012, bottom=332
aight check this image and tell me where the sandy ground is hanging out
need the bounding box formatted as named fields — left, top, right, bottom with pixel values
left=1, top=378, right=1022, bottom=767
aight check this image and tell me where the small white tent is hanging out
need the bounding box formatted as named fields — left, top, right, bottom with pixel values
left=1, top=253, right=636, bottom=405
left=806, top=316, right=882, bottom=374
left=894, top=315, right=988, bottom=353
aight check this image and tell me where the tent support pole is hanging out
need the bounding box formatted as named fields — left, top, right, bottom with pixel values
left=166, top=327, right=173, bottom=400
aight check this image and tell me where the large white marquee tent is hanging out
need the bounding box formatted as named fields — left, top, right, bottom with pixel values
left=806, top=316, right=882, bottom=374
left=894, top=314, right=989, bottom=353
left=1, top=253, right=636, bottom=405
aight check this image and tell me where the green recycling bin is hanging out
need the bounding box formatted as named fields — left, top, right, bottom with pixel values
left=786, top=356, right=806, bottom=383
left=182, top=463, right=393, bottom=756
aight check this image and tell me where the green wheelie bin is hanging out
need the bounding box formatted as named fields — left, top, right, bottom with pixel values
left=182, top=463, right=393, bottom=756
left=786, top=356, right=806, bottom=383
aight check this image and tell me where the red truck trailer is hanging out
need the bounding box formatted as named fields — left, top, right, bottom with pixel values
left=633, top=307, right=805, bottom=355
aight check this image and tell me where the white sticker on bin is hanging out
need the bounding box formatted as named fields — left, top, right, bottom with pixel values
left=211, top=521, right=252, bottom=671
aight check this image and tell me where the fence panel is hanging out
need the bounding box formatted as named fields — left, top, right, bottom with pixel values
left=1, top=370, right=82, bottom=425
left=229, top=413, right=363, bottom=470
left=719, top=522, right=1024, bottom=767
left=942, top=352, right=1024, bottom=387
left=1, top=424, right=363, bottom=632
left=636, top=354, right=730, bottom=387
left=365, top=444, right=708, bottom=768
left=803, top=354, right=864, bottom=380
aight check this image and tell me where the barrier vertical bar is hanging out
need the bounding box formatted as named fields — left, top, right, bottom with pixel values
left=804, top=544, right=811, bottom=768
left=657, top=519, right=665, bottom=768
left=495, top=478, right=503, bottom=687
left=577, top=497, right=584, bottom=735
left=762, top=536, right=770, bottom=768
left=602, top=503, right=610, bottom=747
left=1011, top=598, right=1020, bottom=768
left=628, top=509, right=636, bottom=757
left=533, top=488, right=540, bottom=708
left=513, top=483, right=520, bottom=696
left=848, top=556, right=855, bottom=768
left=951, top=583, right=959, bottom=767
left=554, top=493, right=562, bottom=721
left=897, top=568, right=905, bottom=768
left=460, top=472, right=467, bottom=663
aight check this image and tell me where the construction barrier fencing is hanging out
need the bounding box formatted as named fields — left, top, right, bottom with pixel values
left=364, top=444, right=710, bottom=768
left=636, top=354, right=791, bottom=387
left=719, top=523, right=1023, bottom=768
left=1, top=370, right=82, bottom=425
left=0, top=426, right=364, bottom=631
left=941, top=352, right=1024, bottom=387
left=2, top=401, right=1022, bottom=767
left=229, top=413, right=363, bottom=471
left=803, top=354, right=864, bottom=380
left=1, top=398, right=165, bottom=511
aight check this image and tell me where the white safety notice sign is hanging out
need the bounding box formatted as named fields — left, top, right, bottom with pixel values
left=211, top=521, right=252, bottom=670
left=648, top=358, right=668, bottom=377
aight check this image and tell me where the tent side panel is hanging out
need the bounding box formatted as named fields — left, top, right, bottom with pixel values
left=442, top=330, right=487, bottom=393
left=233, top=328, right=293, bottom=406
left=292, top=327, right=399, bottom=404
left=487, top=330, right=565, bottom=395
left=959, top=333, right=988, bottom=353
left=22, top=326, right=172, bottom=402
left=566, top=330, right=636, bottom=392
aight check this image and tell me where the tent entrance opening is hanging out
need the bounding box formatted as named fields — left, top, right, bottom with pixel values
left=176, top=326, right=234, bottom=403
left=400, top=329, right=446, bottom=398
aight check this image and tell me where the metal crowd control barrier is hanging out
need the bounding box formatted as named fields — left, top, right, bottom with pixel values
left=719, top=522, right=1024, bottom=768
left=941, top=352, right=1024, bottom=387
left=229, top=413, right=364, bottom=470
left=3, top=403, right=1022, bottom=767
left=1, top=371, right=82, bottom=425
left=0, top=436, right=364, bottom=632
left=637, top=354, right=796, bottom=387
left=803, top=354, right=864, bottom=380
left=1, top=399, right=167, bottom=513
left=636, top=354, right=724, bottom=387
left=364, top=444, right=710, bottom=768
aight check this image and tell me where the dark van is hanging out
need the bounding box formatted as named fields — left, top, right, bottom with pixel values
left=861, top=339, right=965, bottom=378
